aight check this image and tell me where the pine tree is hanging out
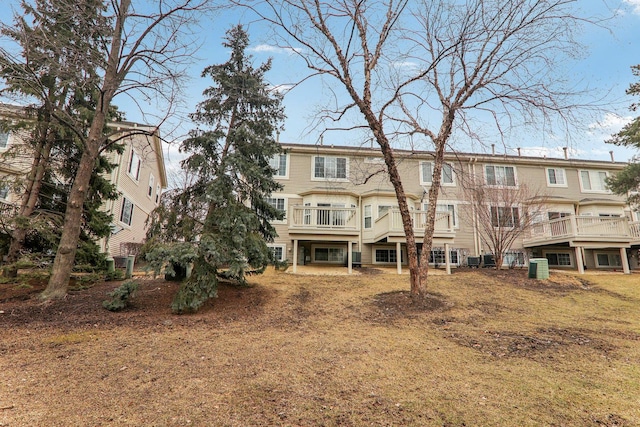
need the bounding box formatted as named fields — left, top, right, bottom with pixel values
left=146, top=25, right=285, bottom=313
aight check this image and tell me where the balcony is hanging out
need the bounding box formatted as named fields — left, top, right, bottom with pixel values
left=371, top=209, right=455, bottom=243
left=289, top=205, right=359, bottom=238
left=523, top=215, right=633, bottom=247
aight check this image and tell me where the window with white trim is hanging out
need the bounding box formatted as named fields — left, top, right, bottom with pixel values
left=424, top=203, right=457, bottom=227
left=120, top=197, right=134, bottom=226
left=314, top=247, right=345, bottom=263
left=378, top=205, right=394, bottom=218
left=267, top=197, right=287, bottom=222
left=148, top=174, right=154, bottom=198
left=375, top=248, right=404, bottom=263
left=546, top=168, right=566, bottom=187
left=0, top=186, right=9, bottom=200
left=420, top=162, right=454, bottom=185
left=485, top=165, right=516, bottom=186
left=504, top=251, right=526, bottom=267
left=268, top=244, right=286, bottom=262
left=579, top=170, right=608, bottom=192
left=364, top=205, right=372, bottom=229
left=545, top=252, right=571, bottom=266
left=155, top=184, right=161, bottom=204
left=269, top=153, right=288, bottom=177
left=490, top=206, right=520, bottom=227
left=127, top=149, right=141, bottom=181
left=313, top=156, right=347, bottom=180
left=596, top=253, right=622, bottom=267
left=428, top=249, right=459, bottom=265
left=0, top=132, right=9, bottom=149
left=548, top=211, right=571, bottom=220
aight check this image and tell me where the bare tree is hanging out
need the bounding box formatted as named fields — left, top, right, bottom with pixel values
left=239, top=0, right=603, bottom=301
left=460, top=172, right=547, bottom=269
left=37, top=0, right=211, bottom=299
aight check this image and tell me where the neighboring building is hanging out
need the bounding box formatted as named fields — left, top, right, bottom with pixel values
left=0, top=104, right=167, bottom=258
left=267, top=143, right=640, bottom=274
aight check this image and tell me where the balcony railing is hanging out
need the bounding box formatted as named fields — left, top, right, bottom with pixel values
left=289, top=206, right=358, bottom=231
left=524, top=215, right=631, bottom=245
left=374, top=209, right=454, bottom=240
left=630, top=221, right=640, bottom=240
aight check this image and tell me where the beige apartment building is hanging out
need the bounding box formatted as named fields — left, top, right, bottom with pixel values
left=0, top=104, right=167, bottom=259
left=267, top=143, right=640, bottom=274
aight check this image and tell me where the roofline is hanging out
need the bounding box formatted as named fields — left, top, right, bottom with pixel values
left=279, top=142, right=628, bottom=169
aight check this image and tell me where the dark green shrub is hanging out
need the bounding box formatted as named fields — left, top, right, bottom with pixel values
left=102, top=280, right=139, bottom=311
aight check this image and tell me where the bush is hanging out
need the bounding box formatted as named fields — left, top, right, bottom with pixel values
left=102, top=280, right=139, bottom=312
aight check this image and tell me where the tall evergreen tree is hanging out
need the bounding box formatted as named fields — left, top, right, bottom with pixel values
left=607, top=64, right=640, bottom=206
left=146, top=25, right=285, bottom=313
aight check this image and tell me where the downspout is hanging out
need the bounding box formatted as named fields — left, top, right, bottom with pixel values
left=470, top=158, right=480, bottom=256
left=358, top=195, right=363, bottom=252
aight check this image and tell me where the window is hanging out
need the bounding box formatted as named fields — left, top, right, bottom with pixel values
left=120, top=197, right=134, bottom=226
left=548, top=212, right=570, bottom=220
left=314, top=247, right=345, bottom=263
left=0, top=186, right=8, bottom=200
left=127, top=150, right=141, bottom=181
left=545, top=252, right=571, bottom=266
left=596, top=253, right=622, bottom=267
left=485, top=165, right=516, bottom=186
left=268, top=244, right=286, bottom=262
left=148, top=174, right=154, bottom=198
left=0, top=132, right=9, bottom=149
left=490, top=206, right=520, bottom=227
left=378, top=205, right=394, bottom=218
left=313, top=156, right=347, bottom=180
left=421, top=162, right=454, bottom=185
left=546, top=168, right=566, bottom=186
left=375, top=248, right=404, bottom=263
left=580, top=170, right=608, bottom=192
left=364, top=205, right=372, bottom=229
left=504, top=251, right=526, bottom=267
left=428, top=250, right=459, bottom=265
left=267, top=197, right=287, bottom=221
left=269, top=153, right=288, bottom=177
left=424, top=203, right=457, bottom=227
left=155, top=184, right=161, bottom=204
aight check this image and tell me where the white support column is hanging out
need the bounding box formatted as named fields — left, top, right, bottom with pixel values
left=575, top=246, right=584, bottom=274
left=293, top=239, right=298, bottom=274
left=621, top=247, right=631, bottom=274
left=348, top=241, right=353, bottom=275
left=396, top=242, right=402, bottom=275
left=444, top=243, right=451, bottom=275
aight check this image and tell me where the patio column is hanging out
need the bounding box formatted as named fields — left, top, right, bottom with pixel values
left=348, top=241, right=353, bottom=275
left=444, top=243, right=451, bottom=275
left=292, top=239, right=298, bottom=273
left=620, top=247, right=631, bottom=274
left=396, top=242, right=402, bottom=275
left=574, top=246, right=584, bottom=274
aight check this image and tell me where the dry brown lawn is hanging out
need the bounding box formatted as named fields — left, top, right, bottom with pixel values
left=1, top=267, right=639, bottom=426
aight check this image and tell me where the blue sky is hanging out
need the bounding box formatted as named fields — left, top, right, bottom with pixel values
left=1, top=1, right=639, bottom=182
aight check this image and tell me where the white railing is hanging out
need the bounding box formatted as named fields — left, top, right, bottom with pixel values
left=628, top=221, right=640, bottom=240
left=375, top=209, right=453, bottom=237
left=289, top=206, right=358, bottom=230
left=525, top=215, right=631, bottom=243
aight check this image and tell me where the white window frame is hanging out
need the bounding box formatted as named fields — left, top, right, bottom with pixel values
left=595, top=252, right=622, bottom=268
left=0, top=186, right=9, bottom=200
left=127, top=149, right=141, bottom=181
left=312, top=245, right=347, bottom=264
left=148, top=174, right=155, bottom=198
left=420, top=162, right=455, bottom=186
left=120, top=196, right=134, bottom=227
left=267, top=244, right=286, bottom=262
left=364, top=205, right=372, bottom=229
left=312, top=156, right=349, bottom=181
left=544, top=252, right=572, bottom=267
left=269, top=153, right=289, bottom=179
left=428, top=249, right=460, bottom=266
left=155, top=184, right=161, bottom=204
left=485, top=165, right=517, bottom=187
left=546, top=168, right=567, bottom=187
left=0, top=132, right=9, bottom=150
left=373, top=246, right=406, bottom=265
left=579, top=170, right=609, bottom=193
left=267, top=196, right=287, bottom=224
left=377, top=205, right=395, bottom=219
left=490, top=205, right=520, bottom=228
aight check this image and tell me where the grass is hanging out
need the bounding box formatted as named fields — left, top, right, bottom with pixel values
left=0, top=268, right=639, bottom=426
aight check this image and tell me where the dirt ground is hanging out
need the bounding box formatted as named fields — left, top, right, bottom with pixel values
left=1, top=267, right=638, bottom=426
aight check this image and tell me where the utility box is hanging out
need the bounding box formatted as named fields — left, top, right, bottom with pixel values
left=467, top=256, right=481, bottom=268
left=528, top=258, right=549, bottom=279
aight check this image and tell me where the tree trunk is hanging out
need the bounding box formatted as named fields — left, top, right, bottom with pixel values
left=41, top=142, right=99, bottom=299
left=3, top=126, right=54, bottom=278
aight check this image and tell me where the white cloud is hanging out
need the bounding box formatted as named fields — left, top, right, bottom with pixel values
left=249, top=44, right=302, bottom=55
left=517, top=146, right=584, bottom=159
left=623, top=0, right=640, bottom=14
left=587, top=112, right=633, bottom=138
